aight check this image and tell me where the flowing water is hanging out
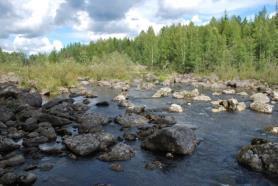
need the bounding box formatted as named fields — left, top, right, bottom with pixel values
left=30, top=85, right=277, bottom=186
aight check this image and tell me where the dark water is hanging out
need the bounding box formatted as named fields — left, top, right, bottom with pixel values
left=31, top=85, right=278, bottom=186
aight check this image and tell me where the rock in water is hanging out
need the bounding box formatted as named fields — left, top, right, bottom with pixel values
left=250, top=93, right=270, bottom=103
left=98, top=143, right=135, bottom=161
left=115, top=113, right=148, bottom=128
left=250, top=102, right=273, bottom=114
left=141, top=125, right=197, bottom=155
left=152, top=87, right=172, bottom=98
left=193, top=94, right=211, bottom=101
left=237, top=141, right=278, bottom=175
left=64, top=134, right=100, bottom=156
left=169, top=104, right=183, bottom=113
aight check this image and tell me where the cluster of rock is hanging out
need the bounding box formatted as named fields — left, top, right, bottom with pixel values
left=211, top=98, right=246, bottom=112
left=237, top=139, right=278, bottom=175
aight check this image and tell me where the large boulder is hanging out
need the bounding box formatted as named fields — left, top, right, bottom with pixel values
left=141, top=125, right=197, bottom=155
left=152, top=87, right=172, bottom=98
left=0, top=136, right=20, bottom=152
left=250, top=102, right=273, bottom=114
left=80, top=113, right=110, bottom=133
left=18, top=91, right=42, bottom=108
left=36, top=122, right=57, bottom=141
left=64, top=132, right=115, bottom=156
left=115, top=113, right=148, bottom=128
left=237, top=141, right=278, bottom=175
left=250, top=93, right=270, bottom=103
left=42, top=98, right=74, bottom=110
left=98, top=143, right=135, bottom=161
left=64, top=134, right=100, bottom=156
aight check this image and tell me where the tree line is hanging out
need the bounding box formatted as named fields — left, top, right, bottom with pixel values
left=1, top=8, right=277, bottom=74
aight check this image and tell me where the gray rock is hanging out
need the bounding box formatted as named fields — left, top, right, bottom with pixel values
left=237, top=141, right=278, bottom=175
left=250, top=93, right=270, bottom=103
left=79, top=113, right=110, bottom=133
left=115, top=113, right=148, bottom=128
left=39, top=143, right=65, bottom=154
left=38, top=113, right=71, bottom=127
left=0, top=136, right=19, bottom=152
left=18, top=91, right=42, bottom=107
left=36, top=122, right=57, bottom=141
left=142, top=125, right=197, bottom=155
left=21, top=117, right=38, bottom=132
left=0, top=154, right=25, bottom=168
left=23, top=136, right=49, bottom=147
left=17, top=172, right=37, bottom=185
left=98, top=143, right=135, bottom=161
left=64, top=134, right=100, bottom=156
left=42, top=98, right=74, bottom=110
left=110, top=163, right=124, bottom=172
left=0, top=106, right=14, bottom=123
left=0, top=172, right=17, bottom=185
left=250, top=102, right=273, bottom=114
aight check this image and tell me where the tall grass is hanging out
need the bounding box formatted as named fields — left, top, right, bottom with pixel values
left=0, top=52, right=145, bottom=93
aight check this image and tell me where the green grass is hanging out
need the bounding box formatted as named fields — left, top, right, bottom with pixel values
left=0, top=52, right=146, bottom=94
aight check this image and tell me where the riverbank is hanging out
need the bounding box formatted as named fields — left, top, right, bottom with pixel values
left=0, top=71, right=277, bottom=185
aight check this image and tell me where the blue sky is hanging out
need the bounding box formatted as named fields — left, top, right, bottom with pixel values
left=0, top=0, right=276, bottom=55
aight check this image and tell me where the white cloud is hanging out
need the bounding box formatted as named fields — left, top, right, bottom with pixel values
left=8, top=36, right=63, bottom=55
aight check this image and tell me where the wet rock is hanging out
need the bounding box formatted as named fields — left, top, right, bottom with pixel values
left=110, top=163, right=124, bottom=172
left=166, top=152, right=174, bottom=159
left=0, top=136, right=20, bottom=152
left=82, top=99, right=90, bottom=105
left=118, top=100, right=134, bottom=108
left=115, top=113, right=148, bottom=128
left=141, top=125, right=197, bottom=155
left=36, top=122, right=57, bottom=141
left=123, top=132, right=137, bottom=141
left=64, top=134, right=100, bottom=156
left=237, top=141, right=278, bottom=175
left=173, top=89, right=199, bottom=99
left=250, top=102, right=273, bottom=114
left=113, top=94, right=127, bottom=102
left=0, top=172, right=17, bottom=185
left=212, top=92, right=221, bottom=96
left=98, top=143, right=135, bottom=161
left=145, top=160, right=164, bottom=170
left=193, top=94, right=211, bottom=101
left=39, top=163, right=54, bottom=171
left=39, top=143, right=65, bottom=154
left=8, top=127, right=23, bottom=139
left=0, top=154, right=25, bottom=168
left=96, top=101, right=109, bottom=107
left=79, top=113, right=110, bottom=133
left=146, top=114, right=176, bottom=125
left=222, top=89, right=236, bottom=94
left=94, top=132, right=116, bottom=151
left=0, top=106, right=14, bottom=123
left=264, top=126, right=278, bottom=136
left=250, top=93, right=270, bottom=103
left=5, top=120, right=16, bottom=128
left=152, top=87, right=172, bottom=98
left=168, top=104, right=183, bottom=113
left=23, top=136, right=48, bottom=147
left=38, top=113, right=71, bottom=127
left=212, top=99, right=246, bottom=112
left=236, top=102, right=246, bottom=112
left=251, top=138, right=268, bottom=145
left=17, top=172, right=37, bottom=185
left=23, top=164, right=38, bottom=171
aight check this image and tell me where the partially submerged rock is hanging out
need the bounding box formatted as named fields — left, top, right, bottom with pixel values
left=250, top=102, right=273, bottom=114
left=211, top=99, right=246, bottom=112
left=222, top=89, right=236, bottom=94
left=237, top=140, right=278, bottom=175
left=250, top=93, right=270, bottom=103
left=193, top=94, right=211, bottom=101
left=169, top=104, right=183, bottom=113
left=141, top=125, right=197, bottom=155
left=98, top=143, right=135, bottom=161
left=115, top=113, right=148, bottom=128
left=173, top=89, right=199, bottom=99
left=264, top=126, right=278, bottom=136
left=152, top=87, right=172, bottom=98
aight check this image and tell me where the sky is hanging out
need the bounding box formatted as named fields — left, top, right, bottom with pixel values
left=0, top=0, right=276, bottom=55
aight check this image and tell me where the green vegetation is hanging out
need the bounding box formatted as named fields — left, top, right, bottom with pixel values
left=0, top=9, right=277, bottom=89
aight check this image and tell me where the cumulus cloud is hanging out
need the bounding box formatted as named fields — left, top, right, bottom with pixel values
left=0, top=0, right=275, bottom=54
